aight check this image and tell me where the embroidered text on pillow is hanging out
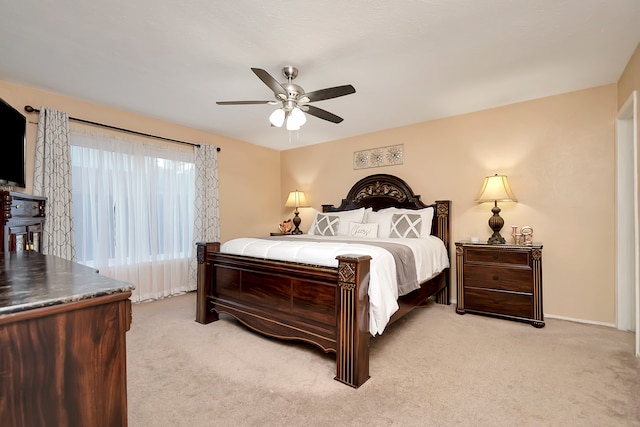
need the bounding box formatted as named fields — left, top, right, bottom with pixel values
left=348, top=222, right=379, bottom=238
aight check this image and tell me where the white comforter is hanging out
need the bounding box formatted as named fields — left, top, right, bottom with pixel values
left=220, top=235, right=450, bottom=335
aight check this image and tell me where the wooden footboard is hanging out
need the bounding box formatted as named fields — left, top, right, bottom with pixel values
left=196, top=242, right=372, bottom=387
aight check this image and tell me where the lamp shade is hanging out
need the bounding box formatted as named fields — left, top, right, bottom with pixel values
left=285, top=190, right=309, bottom=208
left=475, top=174, right=517, bottom=203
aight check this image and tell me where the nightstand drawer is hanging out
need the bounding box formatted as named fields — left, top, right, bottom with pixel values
left=464, top=288, right=533, bottom=319
left=465, top=248, right=530, bottom=266
left=455, top=241, right=544, bottom=327
left=463, top=265, right=533, bottom=292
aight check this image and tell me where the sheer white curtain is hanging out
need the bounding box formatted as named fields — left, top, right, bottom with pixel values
left=70, top=129, right=195, bottom=302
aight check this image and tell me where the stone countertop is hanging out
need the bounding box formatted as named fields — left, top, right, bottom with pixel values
left=0, top=251, right=135, bottom=316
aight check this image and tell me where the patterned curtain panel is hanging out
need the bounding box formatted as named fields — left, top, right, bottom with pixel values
left=33, top=108, right=76, bottom=261
left=190, top=144, right=221, bottom=289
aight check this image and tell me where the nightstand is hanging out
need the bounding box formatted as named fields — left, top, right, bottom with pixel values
left=455, top=241, right=544, bottom=328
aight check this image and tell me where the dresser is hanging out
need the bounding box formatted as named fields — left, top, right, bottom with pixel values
left=455, top=241, right=544, bottom=328
left=1, top=191, right=46, bottom=253
left=0, top=252, right=134, bottom=426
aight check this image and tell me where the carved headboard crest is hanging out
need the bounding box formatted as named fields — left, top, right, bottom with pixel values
left=354, top=181, right=406, bottom=203
left=323, top=174, right=428, bottom=212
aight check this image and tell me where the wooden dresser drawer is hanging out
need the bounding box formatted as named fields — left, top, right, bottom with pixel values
left=27, top=223, right=43, bottom=233
left=465, top=247, right=530, bottom=266
left=463, top=265, right=533, bottom=293
left=11, top=199, right=42, bottom=217
left=464, top=288, right=534, bottom=319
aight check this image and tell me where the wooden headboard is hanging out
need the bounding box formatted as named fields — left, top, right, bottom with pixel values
left=321, top=174, right=451, bottom=252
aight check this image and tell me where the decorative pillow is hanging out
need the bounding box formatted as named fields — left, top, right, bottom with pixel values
left=348, top=222, right=379, bottom=238
left=386, top=207, right=434, bottom=238
left=307, top=208, right=365, bottom=236
left=310, top=214, right=339, bottom=236
left=390, top=213, right=422, bottom=238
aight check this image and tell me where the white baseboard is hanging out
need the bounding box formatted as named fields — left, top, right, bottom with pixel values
left=544, top=314, right=616, bottom=328
left=447, top=298, right=617, bottom=329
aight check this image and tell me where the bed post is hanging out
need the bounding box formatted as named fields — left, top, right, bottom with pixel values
left=335, top=254, right=371, bottom=388
left=435, top=200, right=451, bottom=305
left=196, top=242, right=220, bottom=324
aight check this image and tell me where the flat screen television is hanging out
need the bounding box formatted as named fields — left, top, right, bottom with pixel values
left=0, top=98, right=26, bottom=188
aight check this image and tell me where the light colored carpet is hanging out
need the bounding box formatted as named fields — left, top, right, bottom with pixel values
left=127, top=292, right=640, bottom=426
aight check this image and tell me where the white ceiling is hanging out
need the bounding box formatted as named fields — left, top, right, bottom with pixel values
left=1, top=1, right=639, bottom=151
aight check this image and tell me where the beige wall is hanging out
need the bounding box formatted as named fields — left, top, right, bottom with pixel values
left=281, top=84, right=617, bottom=324
left=0, top=80, right=281, bottom=242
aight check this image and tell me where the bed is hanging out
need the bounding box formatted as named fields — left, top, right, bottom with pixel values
left=195, top=173, right=451, bottom=388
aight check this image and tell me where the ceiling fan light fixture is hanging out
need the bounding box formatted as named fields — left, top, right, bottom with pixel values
left=289, top=107, right=306, bottom=127
left=269, top=108, right=285, bottom=127
left=286, top=116, right=300, bottom=131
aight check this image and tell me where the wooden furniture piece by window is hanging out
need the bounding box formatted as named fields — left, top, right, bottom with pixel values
left=0, top=252, right=134, bottom=426
left=455, top=241, right=544, bottom=328
left=197, top=174, right=451, bottom=388
left=1, top=191, right=46, bottom=254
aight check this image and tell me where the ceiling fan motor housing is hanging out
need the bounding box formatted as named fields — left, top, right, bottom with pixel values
left=283, top=83, right=303, bottom=101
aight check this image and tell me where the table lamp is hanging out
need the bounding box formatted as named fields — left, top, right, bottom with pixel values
left=285, top=190, right=309, bottom=234
left=475, top=174, right=517, bottom=244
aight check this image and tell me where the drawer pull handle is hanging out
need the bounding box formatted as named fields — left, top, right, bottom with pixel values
left=493, top=275, right=499, bottom=280
left=493, top=298, right=500, bottom=304
left=492, top=254, right=499, bottom=260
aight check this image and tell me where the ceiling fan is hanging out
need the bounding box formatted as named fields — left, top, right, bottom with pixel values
left=216, top=66, right=356, bottom=130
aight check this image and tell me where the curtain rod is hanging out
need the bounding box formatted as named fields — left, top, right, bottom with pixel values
left=24, top=105, right=221, bottom=152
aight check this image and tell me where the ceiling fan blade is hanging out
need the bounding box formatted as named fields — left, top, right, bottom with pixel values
left=299, top=85, right=355, bottom=103
left=251, top=68, right=288, bottom=100
left=301, top=105, right=344, bottom=123
left=216, top=100, right=274, bottom=105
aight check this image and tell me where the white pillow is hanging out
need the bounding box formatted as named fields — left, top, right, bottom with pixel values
left=364, top=209, right=397, bottom=238
left=309, top=214, right=339, bottom=236
left=384, top=206, right=434, bottom=238
left=348, top=222, right=379, bottom=238
left=308, top=208, right=365, bottom=236
left=389, top=213, right=422, bottom=238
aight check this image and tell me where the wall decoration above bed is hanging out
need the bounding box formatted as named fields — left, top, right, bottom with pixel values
left=353, top=144, right=403, bottom=169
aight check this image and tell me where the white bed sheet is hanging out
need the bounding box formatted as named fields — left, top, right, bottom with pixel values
left=220, top=235, right=449, bottom=335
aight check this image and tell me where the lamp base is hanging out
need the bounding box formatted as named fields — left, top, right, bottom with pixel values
left=486, top=202, right=506, bottom=245
left=291, top=210, right=303, bottom=235
left=487, top=232, right=506, bottom=245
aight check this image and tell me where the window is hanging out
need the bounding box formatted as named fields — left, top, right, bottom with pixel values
left=70, top=129, right=195, bottom=301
